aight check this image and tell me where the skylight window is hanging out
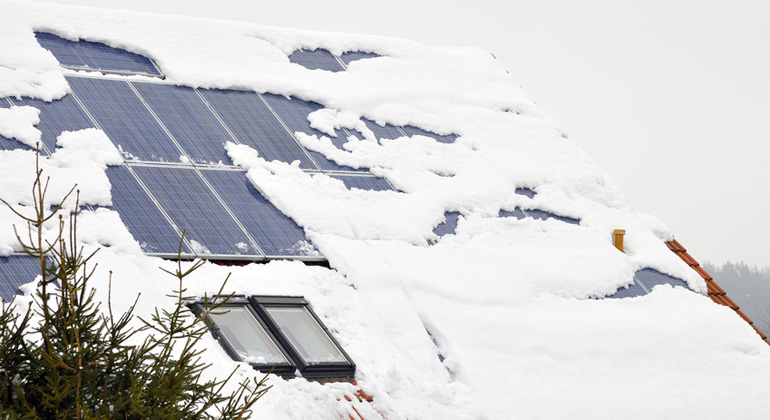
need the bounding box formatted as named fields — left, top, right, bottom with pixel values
left=194, top=296, right=355, bottom=379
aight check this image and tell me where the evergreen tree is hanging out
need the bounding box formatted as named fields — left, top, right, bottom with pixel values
left=0, top=152, right=268, bottom=419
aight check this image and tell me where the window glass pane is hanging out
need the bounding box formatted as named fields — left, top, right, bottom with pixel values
left=209, top=306, right=288, bottom=365
left=265, top=306, right=347, bottom=364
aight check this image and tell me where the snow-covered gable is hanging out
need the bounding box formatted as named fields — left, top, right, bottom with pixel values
left=1, top=1, right=770, bottom=418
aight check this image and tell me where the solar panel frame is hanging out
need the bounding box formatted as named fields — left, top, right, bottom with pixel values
left=131, top=82, right=233, bottom=165
left=199, top=89, right=319, bottom=170
left=35, top=32, right=161, bottom=76
left=288, top=49, right=345, bottom=72
left=200, top=169, right=317, bottom=258
left=67, top=76, right=183, bottom=163
left=329, top=175, right=393, bottom=191
left=131, top=165, right=262, bottom=257
left=401, top=125, right=457, bottom=144
left=339, top=51, right=380, bottom=66
left=11, top=95, right=96, bottom=154
left=105, top=165, right=190, bottom=255
left=261, top=93, right=363, bottom=172
left=0, top=255, right=42, bottom=302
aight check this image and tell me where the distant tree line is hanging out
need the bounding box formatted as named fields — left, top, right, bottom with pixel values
left=702, top=261, right=770, bottom=335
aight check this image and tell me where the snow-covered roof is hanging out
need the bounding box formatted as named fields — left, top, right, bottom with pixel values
left=2, top=1, right=770, bottom=418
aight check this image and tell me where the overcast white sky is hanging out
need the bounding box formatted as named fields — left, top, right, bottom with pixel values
left=33, top=0, right=770, bottom=267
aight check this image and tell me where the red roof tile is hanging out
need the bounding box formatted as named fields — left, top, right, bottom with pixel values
left=665, top=239, right=770, bottom=346
left=326, top=381, right=383, bottom=420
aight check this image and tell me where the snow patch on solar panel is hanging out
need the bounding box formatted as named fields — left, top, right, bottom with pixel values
left=0, top=128, right=122, bottom=256
left=0, top=106, right=41, bottom=148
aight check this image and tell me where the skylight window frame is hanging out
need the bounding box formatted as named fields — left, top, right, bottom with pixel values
left=192, top=295, right=356, bottom=379
left=196, top=296, right=297, bottom=377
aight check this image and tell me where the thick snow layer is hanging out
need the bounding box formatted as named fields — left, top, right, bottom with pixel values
left=1, top=1, right=769, bottom=419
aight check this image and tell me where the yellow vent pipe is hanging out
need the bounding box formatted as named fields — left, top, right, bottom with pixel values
left=613, top=229, right=626, bottom=252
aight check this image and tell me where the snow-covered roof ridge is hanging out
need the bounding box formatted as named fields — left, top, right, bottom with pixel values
left=2, top=1, right=770, bottom=418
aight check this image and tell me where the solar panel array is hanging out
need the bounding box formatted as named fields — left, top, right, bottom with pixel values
left=35, top=32, right=161, bottom=76
left=0, top=33, right=472, bottom=266
left=3, top=36, right=695, bottom=313
left=607, top=268, right=691, bottom=299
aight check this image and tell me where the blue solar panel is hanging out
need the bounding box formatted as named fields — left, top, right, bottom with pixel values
left=201, top=169, right=316, bottom=258
left=11, top=95, right=95, bottom=154
left=607, top=269, right=691, bottom=299
left=514, top=187, right=537, bottom=199
left=329, top=175, right=393, bottom=191
left=0, top=136, right=32, bottom=152
left=523, top=209, right=580, bottom=225
left=288, top=49, right=344, bottom=72
left=362, top=119, right=405, bottom=142
left=339, top=51, right=380, bottom=66
left=35, top=32, right=160, bottom=75
left=131, top=165, right=260, bottom=256
left=634, top=268, right=690, bottom=292
left=606, top=279, right=648, bottom=299
left=499, top=208, right=527, bottom=220
left=68, top=76, right=182, bottom=162
left=132, top=82, right=232, bottom=165
left=105, top=166, right=189, bottom=254
left=261, top=93, right=362, bottom=172
left=433, top=211, right=461, bottom=238
left=401, top=125, right=456, bottom=144
left=199, top=89, right=318, bottom=170
left=0, top=255, right=42, bottom=302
